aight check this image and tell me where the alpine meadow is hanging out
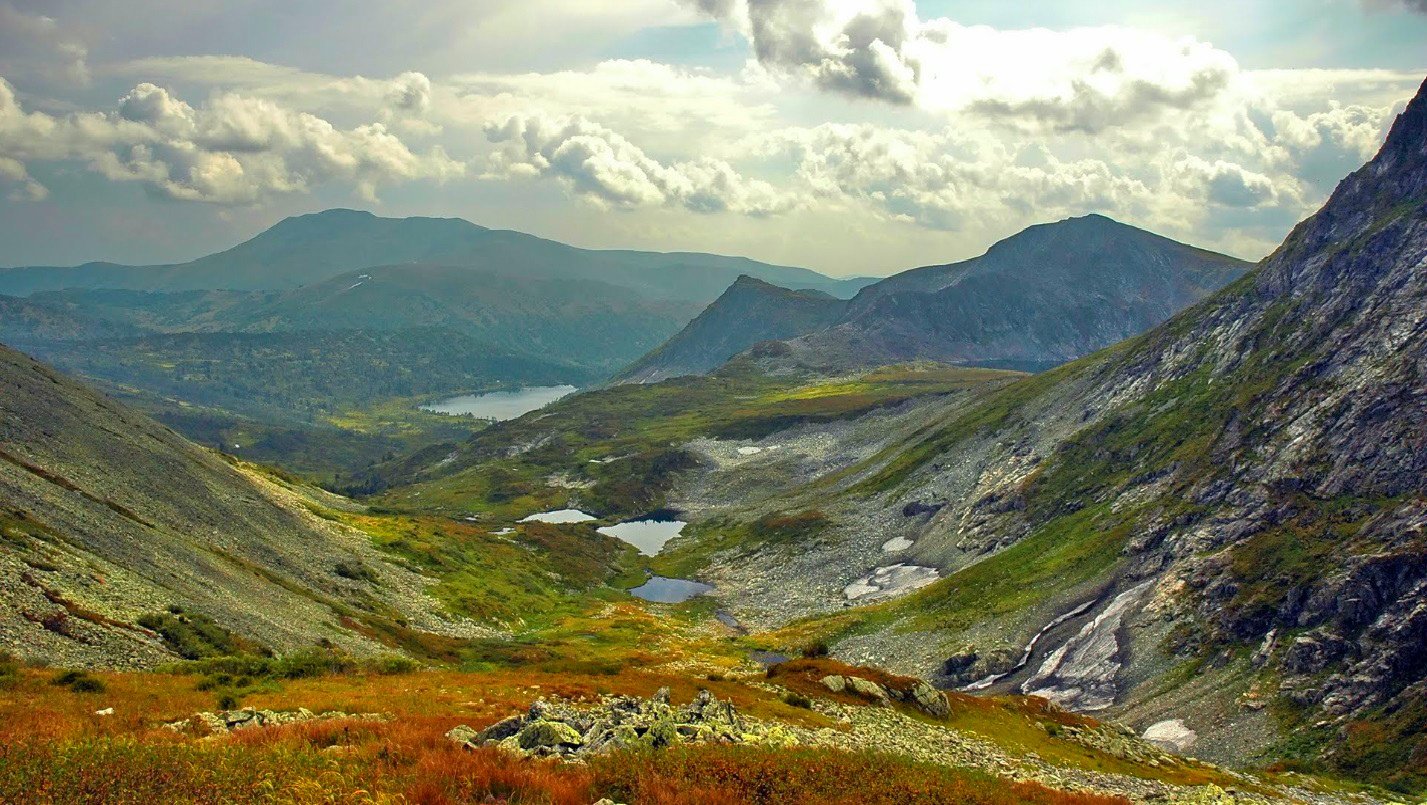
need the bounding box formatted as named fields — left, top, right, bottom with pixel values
left=2, top=2, right=1426, bottom=803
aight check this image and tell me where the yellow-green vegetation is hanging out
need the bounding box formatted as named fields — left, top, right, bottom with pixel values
left=343, top=511, right=645, bottom=628
left=132, top=394, right=475, bottom=486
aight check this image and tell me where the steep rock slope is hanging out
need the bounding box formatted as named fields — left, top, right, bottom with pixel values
left=765, top=215, right=1249, bottom=372
left=0, top=209, right=867, bottom=302
left=613, top=276, right=849, bottom=384
left=689, top=77, right=1427, bottom=786
left=0, top=343, right=477, bottom=668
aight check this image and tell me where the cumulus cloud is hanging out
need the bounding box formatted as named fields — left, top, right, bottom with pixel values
left=387, top=71, right=433, bottom=113
left=484, top=112, right=798, bottom=216
left=449, top=59, right=777, bottom=152
left=0, top=78, right=463, bottom=204
left=749, top=123, right=1154, bottom=231
left=1169, top=156, right=1280, bottom=208
left=687, top=0, right=1239, bottom=132
left=0, top=3, right=89, bottom=87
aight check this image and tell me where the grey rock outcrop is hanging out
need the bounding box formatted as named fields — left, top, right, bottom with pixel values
left=446, top=688, right=797, bottom=759
left=164, top=707, right=387, bottom=734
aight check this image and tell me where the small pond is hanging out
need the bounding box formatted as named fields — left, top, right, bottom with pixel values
left=421, top=385, right=577, bottom=420
left=597, top=518, right=688, bottom=556
left=629, top=576, right=713, bottom=604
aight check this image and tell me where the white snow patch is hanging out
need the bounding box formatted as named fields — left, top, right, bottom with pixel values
left=881, top=537, right=914, bottom=552
left=520, top=509, right=596, bottom=524
left=844, top=564, right=939, bottom=602
left=1142, top=720, right=1198, bottom=754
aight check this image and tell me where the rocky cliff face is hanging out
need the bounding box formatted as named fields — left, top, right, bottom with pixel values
left=761, top=215, right=1249, bottom=373
left=612, top=275, right=848, bottom=384
left=688, top=77, right=1427, bottom=786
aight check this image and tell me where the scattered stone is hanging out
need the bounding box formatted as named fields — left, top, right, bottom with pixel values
left=163, top=707, right=387, bottom=735
left=447, top=688, right=797, bottom=760
left=94, top=707, right=114, bottom=716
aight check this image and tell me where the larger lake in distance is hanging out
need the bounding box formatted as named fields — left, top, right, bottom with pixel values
left=421, top=385, right=577, bottom=421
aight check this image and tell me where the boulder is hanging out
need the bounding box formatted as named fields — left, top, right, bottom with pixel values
left=518, top=720, right=584, bottom=750
left=909, top=681, right=950, bottom=718
left=445, top=724, right=480, bottom=747
left=820, top=675, right=846, bottom=693
left=846, top=676, right=889, bottom=703
left=474, top=714, right=524, bottom=743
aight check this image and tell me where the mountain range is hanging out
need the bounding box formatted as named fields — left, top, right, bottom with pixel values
left=0, top=208, right=867, bottom=300
left=617, top=215, right=1250, bottom=382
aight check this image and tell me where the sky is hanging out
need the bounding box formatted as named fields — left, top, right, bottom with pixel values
left=0, top=0, right=1424, bottom=277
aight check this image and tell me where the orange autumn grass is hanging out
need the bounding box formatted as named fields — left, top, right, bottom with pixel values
left=0, top=665, right=1127, bottom=804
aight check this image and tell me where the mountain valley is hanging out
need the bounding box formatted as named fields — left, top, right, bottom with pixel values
left=1, top=55, right=1425, bottom=805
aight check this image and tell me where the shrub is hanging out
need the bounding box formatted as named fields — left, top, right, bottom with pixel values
left=371, top=655, right=419, bottom=675
left=137, top=610, right=265, bottom=660
left=800, top=642, right=830, bottom=659
left=781, top=692, right=814, bottom=709
left=334, top=562, right=378, bottom=583
left=50, top=670, right=105, bottom=694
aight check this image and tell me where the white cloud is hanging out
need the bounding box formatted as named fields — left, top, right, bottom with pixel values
left=749, top=123, right=1154, bottom=231
left=449, top=59, right=777, bottom=151
left=0, top=3, right=89, bottom=88
left=0, top=78, right=463, bottom=204
left=387, top=71, right=432, bottom=113
left=687, top=0, right=1240, bottom=132
left=485, top=112, right=799, bottom=216
left=1169, top=156, right=1282, bottom=208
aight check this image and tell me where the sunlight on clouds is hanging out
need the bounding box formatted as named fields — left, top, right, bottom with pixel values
left=0, top=79, right=462, bottom=204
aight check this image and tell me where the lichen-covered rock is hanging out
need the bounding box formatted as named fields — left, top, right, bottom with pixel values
left=164, top=708, right=387, bottom=735
left=518, top=720, right=584, bottom=750
left=820, top=674, right=846, bottom=693
left=446, top=688, right=795, bottom=760
left=909, top=681, right=950, bottom=718
left=445, top=724, right=480, bottom=746
left=845, top=676, right=888, bottom=703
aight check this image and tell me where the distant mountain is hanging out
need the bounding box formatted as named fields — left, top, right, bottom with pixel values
left=758, top=215, right=1250, bottom=373
left=223, top=264, right=699, bottom=372
left=23, top=327, right=589, bottom=422
left=612, top=275, right=849, bottom=384
left=0, top=208, right=869, bottom=302
left=0, top=294, right=139, bottom=346
left=0, top=342, right=475, bottom=666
